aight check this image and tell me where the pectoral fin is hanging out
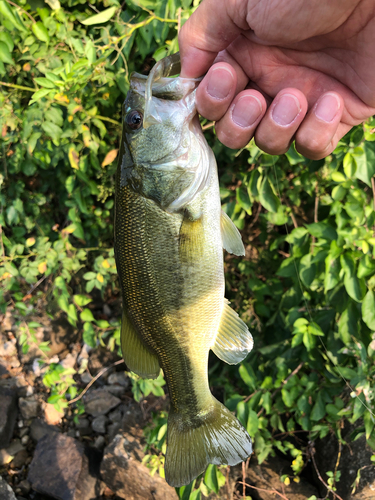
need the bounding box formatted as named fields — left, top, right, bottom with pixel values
left=120, top=310, right=160, bottom=379
left=211, top=299, right=253, bottom=364
left=221, top=210, right=245, bottom=256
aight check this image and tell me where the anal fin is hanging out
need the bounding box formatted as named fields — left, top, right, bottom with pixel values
left=221, top=210, right=245, bottom=256
left=212, top=299, right=253, bottom=364
left=121, top=310, right=160, bottom=379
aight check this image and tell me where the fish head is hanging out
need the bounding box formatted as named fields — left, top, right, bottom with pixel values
left=118, top=54, right=209, bottom=211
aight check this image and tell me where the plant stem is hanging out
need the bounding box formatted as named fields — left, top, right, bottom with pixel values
left=0, top=81, right=36, bottom=92
left=5, top=0, right=35, bottom=23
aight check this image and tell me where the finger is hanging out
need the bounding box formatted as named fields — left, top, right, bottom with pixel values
left=215, top=90, right=267, bottom=149
left=178, top=0, right=247, bottom=78
left=255, top=89, right=308, bottom=155
left=295, top=92, right=344, bottom=159
left=195, top=63, right=238, bottom=121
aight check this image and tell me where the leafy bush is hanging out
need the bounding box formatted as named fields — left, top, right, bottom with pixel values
left=1, top=0, right=375, bottom=498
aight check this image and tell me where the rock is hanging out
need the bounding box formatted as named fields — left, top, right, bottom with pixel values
left=0, top=476, right=17, bottom=500
left=21, top=435, right=29, bottom=446
left=88, top=347, right=121, bottom=376
left=107, top=422, right=121, bottom=441
left=30, top=417, right=60, bottom=442
left=107, top=371, right=129, bottom=388
left=104, top=384, right=125, bottom=397
left=236, top=456, right=320, bottom=500
left=108, top=407, right=122, bottom=423
left=18, top=396, right=39, bottom=419
left=80, top=372, right=93, bottom=385
left=1, top=311, right=15, bottom=332
left=94, top=436, right=106, bottom=450
left=92, top=415, right=107, bottom=434
left=315, top=421, right=375, bottom=499
left=61, top=352, right=77, bottom=370
left=0, top=440, right=25, bottom=466
left=0, top=386, right=18, bottom=448
left=103, top=304, right=112, bottom=317
left=44, top=402, right=64, bottom=425
left=75, top=417, right=92, bottom=436
left=83, top=389, right=121, bottom=417
left=28, top=433, right=101, bottom=500
left=0, top=337, right=17, bottom=357
left=17, top=480, right=31, bottom=495
left=10, top=449, right=29, bottom=469
left=101, top=433, right=178, bottom=500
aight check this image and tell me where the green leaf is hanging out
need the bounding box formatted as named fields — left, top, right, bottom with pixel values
left=236, top=186, right=252, bottom=215
left=344, top=274, right=366, bottom=302
left=34, top=77, right=56, bottom=89
left=362, top=290, right=375, bottom=330
left=83, top=272, right=96, bottom=280
left=81, top=6, right=117, bottom=25
left=85, top=40, right=96, bottom=64
left=0, top=41, right=13, bottom=64
left=30, top=88, right=51, bottom=102
left=239, top=363, right=257, bottom=391
left=204, top=464, right=219, bottom=494
left=0, top=1, right=26, bottom=31
left=41, top=121, right=62, bottom=141
left=80, top=308, right=95, bottom=322
left=353, top=144, right=375, bottom=187
left=306, top=222, right=337, bottom=241
left=83, top=322, right=96, bottom=347
left=247, top=410, right=259, bottom=435
left=73, top=294, right=92, bottom=307
left=299, top=253, right=316, bottom=288
left=311, top=392, right=326, bottom=421
left=32, top=22, right=50, bottom=44
left=258, top=176, right=280, bottom=213
left=0, top=32, right=13, bottom=52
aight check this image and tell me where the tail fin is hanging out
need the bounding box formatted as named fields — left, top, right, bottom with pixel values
left=164, top=398, right=252, bottom=487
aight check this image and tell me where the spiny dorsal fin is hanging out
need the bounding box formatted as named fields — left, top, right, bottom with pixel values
left=211, top=299, right=253, bottom=364
left=121, top=310, right=160, bottom=379
left=221, top=210, right=245, bottom=256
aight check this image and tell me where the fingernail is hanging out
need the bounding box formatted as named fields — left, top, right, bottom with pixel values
left=206, top=67, right=234, bottom=100
left=315, top=93, right=340, bottom=122
left=272, top=93, right=301, bottom=126
left=232, top=95, right=263, bottom=127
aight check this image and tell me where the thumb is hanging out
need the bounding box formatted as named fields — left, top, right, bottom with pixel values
left=178, top=0, right=246, bottom=78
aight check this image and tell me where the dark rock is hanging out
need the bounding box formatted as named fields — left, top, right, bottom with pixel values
left=17, top=480, right=31, bottom=495
left=104, top=385, right=125, bottom=397
left=0, top=386, right=18, bottom=448
left=28, top=433, right=101, bottom=500
left=92, top=415, right=107, bottom=434
left=0, top=476, right=17, bottom=500
left=236, top=456, right=319, bottom=500
left=100, top=433, right=178, bottom=500
left=30, top=418, right=60, bottom=442
left=83, top=389, right=120, bottom=417
left=107, top=422, right=121, bottom=441
left=108, top=407, right=122, bottom=423
left=315, top=421, right=375, bottom=499
left=10, top=449, right=29, bottom=469
left=75, top=417, right=92, bottom=437
left=18, top=396, right=39, bottom=419
left=88, top=347, right=121, bottom=376
left=93, top=436, right=106, bottom=450
left=107, top=371, right=129, bottom=388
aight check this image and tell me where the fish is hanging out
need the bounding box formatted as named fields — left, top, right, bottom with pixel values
left=114, top=52, right=253, bottom=487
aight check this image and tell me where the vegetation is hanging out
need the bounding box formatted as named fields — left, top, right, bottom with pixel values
left=1, top=0, right=374, bottom=498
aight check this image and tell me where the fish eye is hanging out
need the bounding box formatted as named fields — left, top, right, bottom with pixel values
left=125, top=110, right=143, bottom=130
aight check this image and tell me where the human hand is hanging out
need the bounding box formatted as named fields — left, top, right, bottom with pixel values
left=179, top=0, right=375, bottom=159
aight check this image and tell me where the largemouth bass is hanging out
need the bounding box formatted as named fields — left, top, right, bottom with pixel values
left=114, top=53, right=253, bottom=487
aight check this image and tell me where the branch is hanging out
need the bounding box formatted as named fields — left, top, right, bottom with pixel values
left=5, top=0, right=35, bottom=23
left=237, top=481, right=289, bottom=500
left=68, top=359, right=124, bottom=404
